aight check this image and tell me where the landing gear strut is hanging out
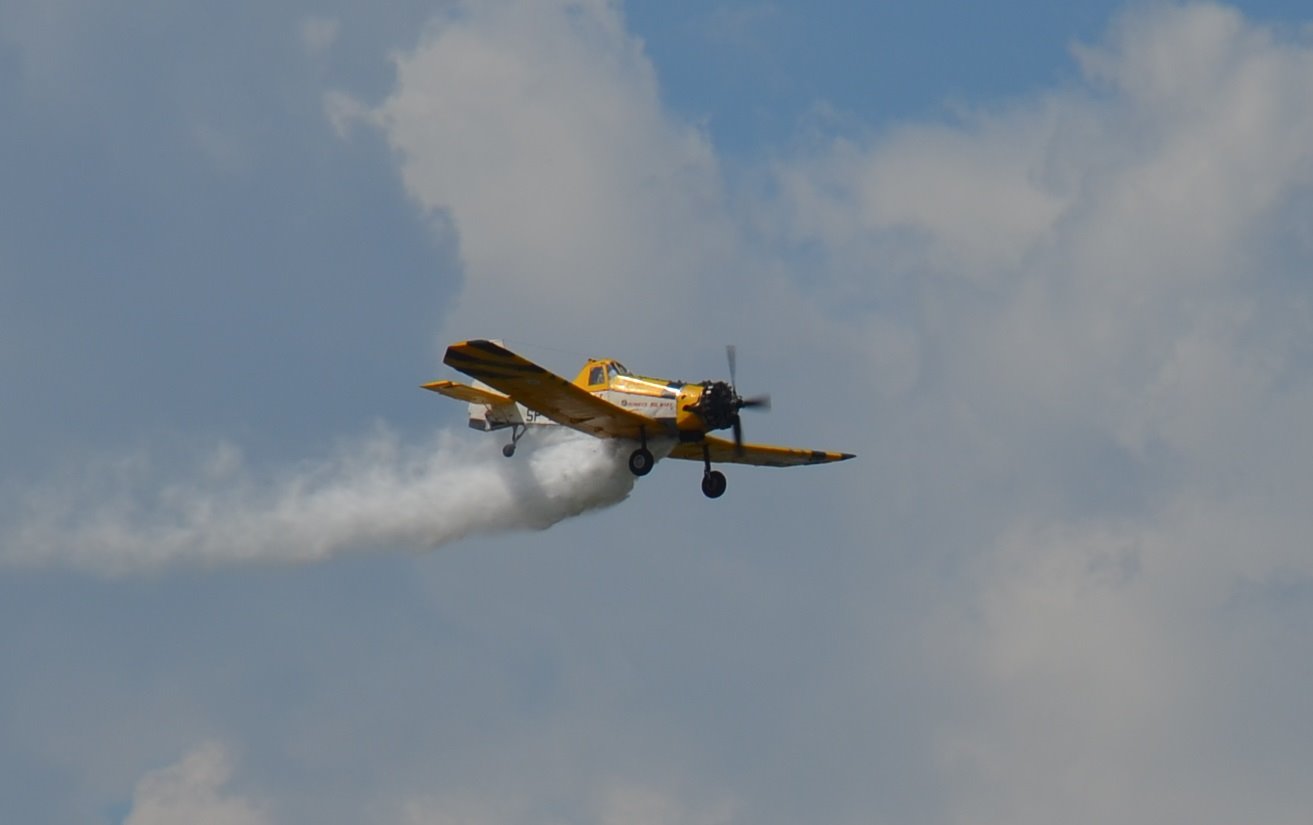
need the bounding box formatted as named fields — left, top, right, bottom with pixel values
left=699, top=443, right=727, bottom=498
left=502, top=424, right=526, bottom=458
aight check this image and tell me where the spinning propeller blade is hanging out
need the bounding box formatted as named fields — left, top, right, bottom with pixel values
left=724, top=345, right=770, bottom=455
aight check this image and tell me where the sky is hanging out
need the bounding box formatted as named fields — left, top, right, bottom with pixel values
left=3, top=1, right=1313, bottom=823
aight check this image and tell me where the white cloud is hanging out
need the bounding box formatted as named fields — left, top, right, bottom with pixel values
left=319, top=6, right=1313, bottom=819
left=775, top=112, right=1069, bottom=280
left=123, top=742, right=270, bottom=825
left=344, top=0, right=744, bottom=349
left=931, top=489, right=1313, bottom=825
left=776, top=2, right=1313, bottom=458
left=769, top=4, right=1313, bottom=822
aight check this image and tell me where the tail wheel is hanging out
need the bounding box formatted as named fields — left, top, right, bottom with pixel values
left=701, top=470, right=727, bottom=499
left=503, top=424, right=525, bottom=458
left=628, top=447, right=655, bottom=477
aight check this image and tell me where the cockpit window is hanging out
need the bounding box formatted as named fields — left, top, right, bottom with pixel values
left=607, top=364, right=619, bottom=380
left=589, top=365, right=605, bottom=385
left=612, top=362, right=629, bottom=375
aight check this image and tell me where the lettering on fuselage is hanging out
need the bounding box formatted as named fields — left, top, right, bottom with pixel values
left=602, top=391, right=675, bottom=417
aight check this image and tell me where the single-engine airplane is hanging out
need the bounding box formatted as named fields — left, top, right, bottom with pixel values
left=423, top=339, right=854, bottom=498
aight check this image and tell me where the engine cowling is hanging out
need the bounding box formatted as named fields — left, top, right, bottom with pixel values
left=677, top=381, right=738, bottom=434
left=675, top=384, right=707, bottom=434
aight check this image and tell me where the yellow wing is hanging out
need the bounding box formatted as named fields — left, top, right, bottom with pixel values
left=443, top=339, right=655, bottom=440
left=668, top=435, right=855, bottom=468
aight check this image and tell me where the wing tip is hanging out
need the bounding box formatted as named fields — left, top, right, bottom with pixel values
left=446, top=338, right=496, bottom=365
left=814, top=450, right=856, bottom=464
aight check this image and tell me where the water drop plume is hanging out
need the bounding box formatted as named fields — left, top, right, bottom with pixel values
left=1, top=427, right=637, bottom=574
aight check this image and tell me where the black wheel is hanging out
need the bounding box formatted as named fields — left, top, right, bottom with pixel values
left=502, top=443, right=516, bottom=458
left=628, top=447, right=654, bottom=477
left=701, top=470, right=727, bottom=499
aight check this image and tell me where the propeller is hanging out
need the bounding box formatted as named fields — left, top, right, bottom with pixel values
left=724, top=345, right=771, bottom=454
left=682, top=347, right=772, bottom=453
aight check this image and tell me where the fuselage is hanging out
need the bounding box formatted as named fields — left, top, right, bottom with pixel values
left=577, top=360, right=678, bottom=421
left=468, top=356, right=716, bottom=437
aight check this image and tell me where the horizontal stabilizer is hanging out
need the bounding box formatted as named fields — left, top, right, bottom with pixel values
left=421, top=380, right=510, bottom=406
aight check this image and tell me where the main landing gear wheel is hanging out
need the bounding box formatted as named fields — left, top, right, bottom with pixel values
left=502, top=443, right=516, bottom=458
left=701, top=470, right=727, bottom=499
left=628, top=447, right=655, bottom=477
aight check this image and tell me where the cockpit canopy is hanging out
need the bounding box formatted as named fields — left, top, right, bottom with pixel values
left=577, top=359, right=630, bottom=388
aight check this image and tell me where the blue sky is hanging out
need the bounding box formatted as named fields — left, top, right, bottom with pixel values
left=4, top=2, right=1313, bottom=823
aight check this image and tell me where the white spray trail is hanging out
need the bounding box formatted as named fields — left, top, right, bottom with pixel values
left=1, top=427, right=639, bottom=574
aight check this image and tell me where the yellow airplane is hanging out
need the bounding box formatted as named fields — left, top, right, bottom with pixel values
left=424, top=339, right=854, bottom=498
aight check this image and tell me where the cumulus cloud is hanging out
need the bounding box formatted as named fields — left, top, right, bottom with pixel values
left=774, top=113, right=1069, bottom=280
left=336, top=0, right=745, bottom=347
left=931, top=495, right=1313, bottom=825
left=314, top=6, right=1313, bottom=822
left=774, top=3, right=1313, bottom=471
left=766, top=4, right=1313, bottom=822
left=1, top=428, right=636, bottom=574
left=123, top=742, right=270, bottom=825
